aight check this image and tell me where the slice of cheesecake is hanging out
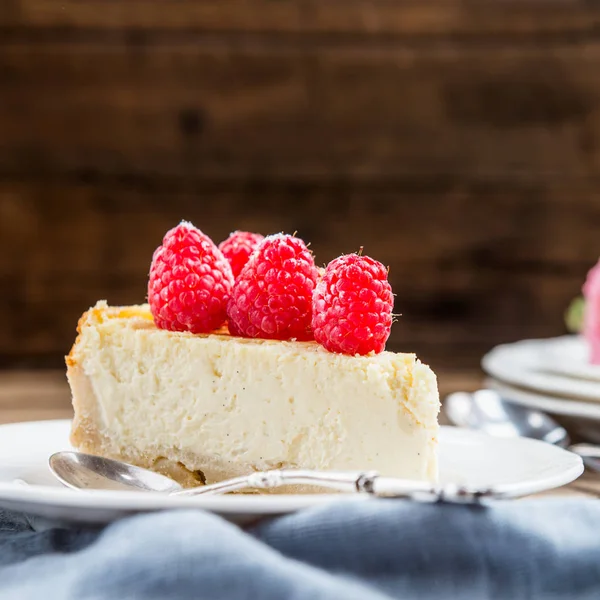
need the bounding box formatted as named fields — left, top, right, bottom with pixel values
left=67, top=301, right=440, bottom=491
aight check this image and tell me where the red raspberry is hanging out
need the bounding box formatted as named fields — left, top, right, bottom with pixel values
left=148, top=222, right=234, bottom=333
left=218, top=231, right=264, bottom=278
left=227, top=234, right=318, bottom=341
left=312, top=254, right=393, bottom=355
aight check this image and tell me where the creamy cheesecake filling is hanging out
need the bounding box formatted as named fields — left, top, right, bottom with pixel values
left=68, top=302, right=440, bottom=489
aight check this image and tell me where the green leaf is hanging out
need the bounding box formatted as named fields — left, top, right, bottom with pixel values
left=565, top=296, right=586, bottom=334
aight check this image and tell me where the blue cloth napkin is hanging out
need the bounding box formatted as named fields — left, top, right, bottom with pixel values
left=0, top=498, right=599, bottom=599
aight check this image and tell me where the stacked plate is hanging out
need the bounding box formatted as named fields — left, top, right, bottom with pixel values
left=482, top=336, right=600, bottom=441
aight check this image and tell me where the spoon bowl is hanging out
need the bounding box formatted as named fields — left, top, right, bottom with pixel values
left=445, top=389, right=571, bottom=447
left=49, top=451, right=183, bottom=494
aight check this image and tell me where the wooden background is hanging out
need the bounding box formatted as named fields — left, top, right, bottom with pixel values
left=1, top=0, right=600, bottom=371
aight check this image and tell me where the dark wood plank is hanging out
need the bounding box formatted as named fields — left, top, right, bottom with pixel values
left=1, top=180, right=597, bottom=369
left=1, top=39, right=600, bottom=182
left=2, top=0, right=600, bottom=371
left=2, top=0, right=600, bottom=38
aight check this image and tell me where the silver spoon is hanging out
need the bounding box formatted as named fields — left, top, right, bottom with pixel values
left=50, top=451, right=508, bottom=503
left=445, top=389, right=600, bottom=471
left=49, top=452, right=183, bottom=494
left=445, top=390, right=570, bottom=446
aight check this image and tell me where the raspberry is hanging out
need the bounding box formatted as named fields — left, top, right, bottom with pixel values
left=312, top=254, right=394, bottom=355
left=218, top=231, right=264, bottom=278
left=227, top=234, right=318, bottom=340
left=148, top=222, right=234, bottom=333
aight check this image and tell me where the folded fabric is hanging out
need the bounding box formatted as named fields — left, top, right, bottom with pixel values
left=0, top=498, right=599, bottom=600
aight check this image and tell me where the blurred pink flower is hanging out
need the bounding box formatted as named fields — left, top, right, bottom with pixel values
left=583, top=259, right=600, bottom=364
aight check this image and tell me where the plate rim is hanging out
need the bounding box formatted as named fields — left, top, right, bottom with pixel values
left=536, top=336, right=600, bottom=381
left=482, top=336, right=600, bottom=402
left=487, top=377, right=600, bottom=421
left=0, top=420, right=584, bottom=520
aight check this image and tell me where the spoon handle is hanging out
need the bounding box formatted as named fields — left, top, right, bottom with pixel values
left=570, top=443, right=600, bottom=458
left=172, top=470, right=369, bottom=496
left=172, top=469, right=494, bottom=503
left=569, top=444, right=600, bottom=473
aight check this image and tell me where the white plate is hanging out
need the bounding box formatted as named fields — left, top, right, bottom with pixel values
left=537, top=336, right=600, bottom=382
left=482, top=336, right=600, bottom=402
left=0, top=420, right=583, bottom=525
left=488, top=378, right=600, bottom=422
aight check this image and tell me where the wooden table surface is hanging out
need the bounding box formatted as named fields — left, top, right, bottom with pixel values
left=1, top=369, right=598, bottom=499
